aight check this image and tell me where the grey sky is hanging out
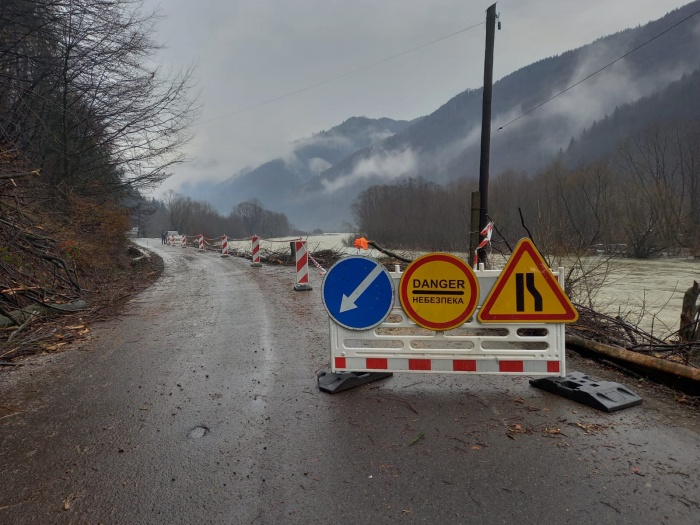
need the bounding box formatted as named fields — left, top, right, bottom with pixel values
left=145, top=0, right=692, bottom=195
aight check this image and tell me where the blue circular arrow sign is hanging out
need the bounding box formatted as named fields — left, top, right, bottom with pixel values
left=322, top=256, right=395, bottom=330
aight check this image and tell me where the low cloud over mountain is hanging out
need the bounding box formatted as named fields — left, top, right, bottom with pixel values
left=193, top=2, right=700, bottom=231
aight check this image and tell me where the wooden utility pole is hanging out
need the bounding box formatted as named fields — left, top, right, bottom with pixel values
left=477, top=3, right=497, bottom=265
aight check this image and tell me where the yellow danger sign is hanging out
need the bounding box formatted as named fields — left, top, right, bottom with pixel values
left=478, top=238, right=578, bottom=323
left=400, top=253, right=479, bottom=331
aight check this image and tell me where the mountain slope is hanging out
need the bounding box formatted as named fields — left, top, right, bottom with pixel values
left=295, top=2, right=700, bottom=229
left=208, top=116, right=416, bottom=215
left=562, top=69, right=700, bottom=165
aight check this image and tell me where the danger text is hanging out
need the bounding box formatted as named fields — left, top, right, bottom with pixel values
left=412, top=296, right=464, bottom=304
left=412, top=279, right=465, bottom=289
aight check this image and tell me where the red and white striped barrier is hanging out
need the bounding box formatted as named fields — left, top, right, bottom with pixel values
left=221, top=235, right=229, bottom=257
left=473, top=221, right=494, bottom=267
left=251, top=235, right=262, bottom=267
left=181, top=234, right=187, bottom=248
left=294, top=240, right=312, bottom=291
left=198, top=234, right=204, bottom=252
left=167, top=235, right=172, bottom=245
left=308, top=252, right=327, bottom=276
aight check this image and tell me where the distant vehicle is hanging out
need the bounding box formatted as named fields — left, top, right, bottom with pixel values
left=166, top=230, right=179, bottom=236
left=127, top=227, right=139, bottom=238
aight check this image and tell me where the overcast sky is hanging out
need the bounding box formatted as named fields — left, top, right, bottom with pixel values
left=143, top=0, right=692, bottom=195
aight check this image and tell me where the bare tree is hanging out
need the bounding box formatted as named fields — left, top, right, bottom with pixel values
left=0, top=0, right=199, bottom=198
left=232, top=199, right=290, bottom=237
left=162, top=190, right=192, bottom=232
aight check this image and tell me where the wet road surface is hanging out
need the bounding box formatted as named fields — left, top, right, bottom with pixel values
left=1, top=240, right=699, bottom=524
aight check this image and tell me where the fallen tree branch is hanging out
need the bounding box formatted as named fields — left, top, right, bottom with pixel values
left=486, top=214, right=513, bottom=252
left=373, top=393, right=419, bottom=414
left=0, top=303, right=19, bottom=326
left=8, top=312, right=39, bottom=342
left=367, top=241, right=413, bottom=263
left=0, top=170, right=40, bottom=180
left=518, top=207, right=537, bottom=248
left=2, top=286, right=42, bottom=295
left=0, top=300, right=87, bottom=328
left=566, top=334, right=700, bottom=382
left=40, top=254, right=81, bottom=292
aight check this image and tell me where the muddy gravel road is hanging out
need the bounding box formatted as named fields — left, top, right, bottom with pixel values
left=1, top=240, right=699, bottom=524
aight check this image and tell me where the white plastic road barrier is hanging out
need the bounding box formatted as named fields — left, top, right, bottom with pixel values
left=221, top=235, right=229, bottom=257
left=198, top=234, right=204, bottom=252
left=181, top=234, right=187, bottom=248
left=251, top=235, right=262, bottom=267
left=294, top=240, right=312, bottom=291
left=329, top=266, right=566, bottom=377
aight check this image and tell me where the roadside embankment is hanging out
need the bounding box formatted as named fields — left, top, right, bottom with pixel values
left=0, top=184, right=164, bottom=363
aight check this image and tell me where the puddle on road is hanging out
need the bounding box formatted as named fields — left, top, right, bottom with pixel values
left=188, top=425, right=210, bottom=439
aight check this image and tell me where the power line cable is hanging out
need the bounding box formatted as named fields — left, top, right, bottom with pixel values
left=494, top=7, right=700, bottom=133
left=195, top=21, right=486, bottom=126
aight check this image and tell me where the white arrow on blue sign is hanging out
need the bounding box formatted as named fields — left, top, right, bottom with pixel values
left=322, top=256, right=395, bottom=330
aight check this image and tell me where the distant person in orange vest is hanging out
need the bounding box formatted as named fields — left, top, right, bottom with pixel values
left=161, top=230, right=167, bottom=244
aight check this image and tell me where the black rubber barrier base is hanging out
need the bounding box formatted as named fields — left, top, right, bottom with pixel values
left=251, top=262, right=262, bottom=267
left=317, top=371, right=392, bottom=394
left=530, top=371, right=643, bottom=412
left=294, top=283, right=312, bottom=292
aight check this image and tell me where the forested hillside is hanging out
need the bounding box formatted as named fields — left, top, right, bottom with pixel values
left=353, top=115, right=700, bottom=261
left=564, top=69, right=700, bottom=166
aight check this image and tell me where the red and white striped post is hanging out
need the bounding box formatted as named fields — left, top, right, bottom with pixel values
left=181, top=234, right=187, bottom=248
left=473, top=221, right=494, bottom=269
left=221, top=235, right=229, bottom=257
left=198, top=234, right=204, bottom=252
left=167, top=235, right=172, bottom=245
left=251, top=235, right=262, bottom=267
left=294, top=240, right=312, bottom=291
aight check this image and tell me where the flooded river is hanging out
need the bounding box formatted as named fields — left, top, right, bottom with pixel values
left=225, top=234, right=699, bottom=336
left=594, top=257, right=700, bottom=336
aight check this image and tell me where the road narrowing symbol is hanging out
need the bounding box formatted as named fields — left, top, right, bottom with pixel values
left=322, top=256, right=395, bottom=331
left=516, top=272, right=542, bottom=312
left=400, top=253, right=479, bottom=331
left=478, top=238, right=578, bottom=323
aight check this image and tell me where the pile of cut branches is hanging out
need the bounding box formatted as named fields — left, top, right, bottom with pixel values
left=0, top=172, right=162, bottom=362
left=571, top=304, right=699, bottom=368
left=241, top=245, right=409, bottom=272
left=258, top=247, right=346, bottom=268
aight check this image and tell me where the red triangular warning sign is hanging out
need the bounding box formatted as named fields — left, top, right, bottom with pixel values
left=478, top=238, right=578, bottom=323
